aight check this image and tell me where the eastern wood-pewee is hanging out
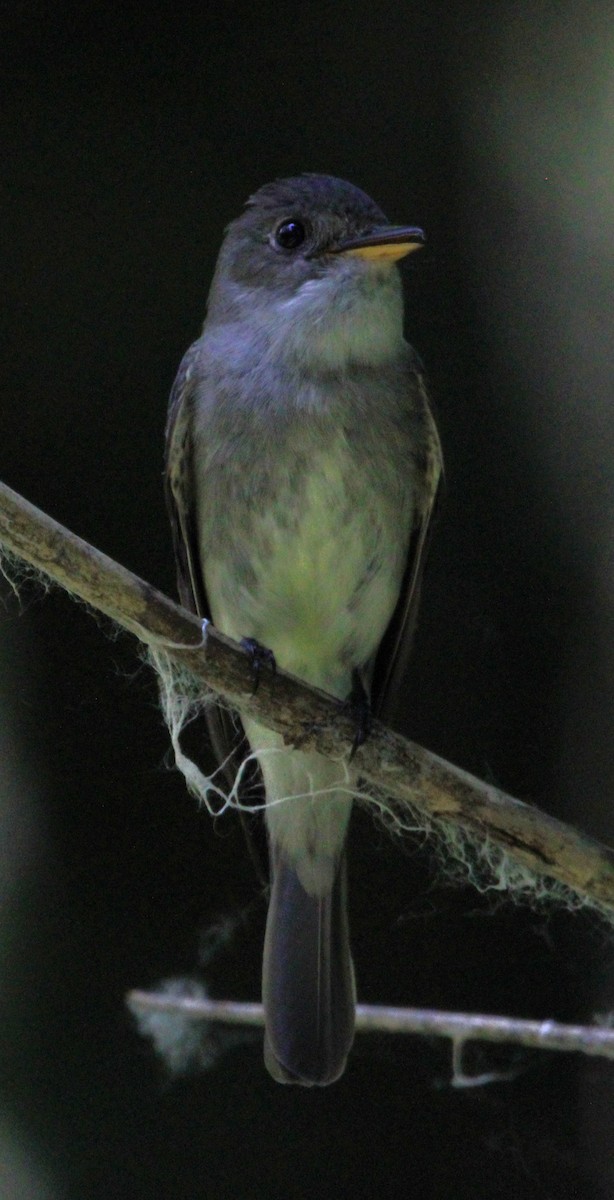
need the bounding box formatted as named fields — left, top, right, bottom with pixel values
left=164, top=174, right=442, bottom=1085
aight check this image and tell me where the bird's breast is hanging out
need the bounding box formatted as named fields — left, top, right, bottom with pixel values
left=199, top=433, right=412, bottom=697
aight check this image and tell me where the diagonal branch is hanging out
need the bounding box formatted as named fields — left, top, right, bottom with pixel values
left=1, top=477, right=613, bottom=916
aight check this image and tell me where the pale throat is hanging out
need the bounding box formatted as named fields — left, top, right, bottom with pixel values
left=264, top=269, right=405, bottom=371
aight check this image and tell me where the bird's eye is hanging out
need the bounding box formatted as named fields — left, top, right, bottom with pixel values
left=273, top=219, right=306, bottom=250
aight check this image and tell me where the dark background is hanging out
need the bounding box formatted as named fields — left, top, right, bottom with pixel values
left=1, top=2, right=613, bottom=1196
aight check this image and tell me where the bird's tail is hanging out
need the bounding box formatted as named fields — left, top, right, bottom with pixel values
left=262, top=843, right=355, bottom=1086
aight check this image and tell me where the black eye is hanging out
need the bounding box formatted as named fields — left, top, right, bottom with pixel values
left=274, top=219, right=306, bottom=250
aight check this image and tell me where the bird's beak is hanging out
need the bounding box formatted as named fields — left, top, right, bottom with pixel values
left=333, top=225, right=425, bottom=263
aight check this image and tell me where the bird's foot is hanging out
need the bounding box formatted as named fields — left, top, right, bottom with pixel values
left=343, top=669, right=372, bottom=760
left=240, top=637, right=277, bottom=693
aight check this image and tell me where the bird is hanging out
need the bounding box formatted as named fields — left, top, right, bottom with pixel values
left=164, top=173, right=442, bottom=1085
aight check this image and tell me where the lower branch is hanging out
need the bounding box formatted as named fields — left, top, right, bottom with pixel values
left=126, top=987, right=614, bottom=1070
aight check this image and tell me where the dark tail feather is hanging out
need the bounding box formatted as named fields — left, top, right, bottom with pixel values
left=262, top=847, right=355, bottom=1086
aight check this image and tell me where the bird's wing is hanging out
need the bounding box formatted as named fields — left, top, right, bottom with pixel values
left=372, top=373, right=443, bottom=722
left=164, top=344, right=254, bottom=795
left=164, top=343, right=209, bottom=617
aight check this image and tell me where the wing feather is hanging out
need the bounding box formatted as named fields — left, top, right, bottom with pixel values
left=372, top=374, right=443, bottom=722
left=163, top=344, right=254, bottom=797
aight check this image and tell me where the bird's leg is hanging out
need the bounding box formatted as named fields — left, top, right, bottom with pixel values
left=240, top=637, right=277, bottom=693
left=344, top=669, right=372, bottom=760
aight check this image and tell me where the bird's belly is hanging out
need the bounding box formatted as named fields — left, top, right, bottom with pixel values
left=204, top=447, right=410, bottom=697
